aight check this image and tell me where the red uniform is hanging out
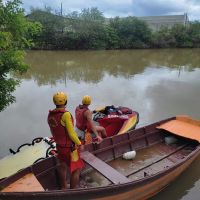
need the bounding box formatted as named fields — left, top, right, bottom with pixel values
left=75, top=105, right=91, bottom=132
left=48, top=108, right=84, bottom=172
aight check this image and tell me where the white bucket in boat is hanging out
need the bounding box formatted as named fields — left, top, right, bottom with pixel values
left=122, top=150, right=136, bottom=160
left=165, top=136, right=178, bottom=145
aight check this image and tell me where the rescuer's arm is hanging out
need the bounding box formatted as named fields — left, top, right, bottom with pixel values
left=61, top=112, right=81, bottom=145
left=85, top=110, right=102, bottom=142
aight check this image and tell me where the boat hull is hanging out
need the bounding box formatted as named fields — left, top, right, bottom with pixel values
left=1, top=148, right=200, bottom=200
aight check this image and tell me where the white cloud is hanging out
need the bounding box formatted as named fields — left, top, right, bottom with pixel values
left=20, top=0, right=200, bottom=20
left=130, top=0, right=200, bottom=20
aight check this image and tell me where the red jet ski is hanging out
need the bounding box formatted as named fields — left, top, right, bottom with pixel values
left=93, top=105, right=139, bottom=137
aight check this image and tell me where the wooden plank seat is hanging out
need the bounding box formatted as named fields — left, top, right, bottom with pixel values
left=2, top=173, right=44, bottom=192
left=81, top=151, right=130, bottom=184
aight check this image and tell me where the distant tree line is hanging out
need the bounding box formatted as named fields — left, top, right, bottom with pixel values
left=27, top=7, right=200, bottom=50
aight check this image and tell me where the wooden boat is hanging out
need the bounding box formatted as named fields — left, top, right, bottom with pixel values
left=1, top=115, right=200, bottom=200
left=0, top=105, right=139, bottom=180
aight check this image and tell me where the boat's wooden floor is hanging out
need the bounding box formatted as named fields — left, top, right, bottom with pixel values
left=80, top=142, right=194, bottom=188
left=81, top=151, right=130, bottom=184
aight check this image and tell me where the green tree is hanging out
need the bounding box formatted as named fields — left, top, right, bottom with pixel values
left=187, top=21, right=200, bottom=47
left=110, top=17, right=152, bottom=49
left=74, top=7, right=107, bottom=49
left=28, top=8, right=64, bottom=49
left=104, top=25, right=120, bottom=49
left=170, top=24, right=189, bottom=47
left=151, top=26, right=176, bottom=48
left=0, top=0, right=41, bottom=111
left=28, top=7, right=108, bottom=49
left=79, top=7, right=104, bottom=21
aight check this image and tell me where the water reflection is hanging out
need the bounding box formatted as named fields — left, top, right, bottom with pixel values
left=20, top=49, right=200, bottom=85
left=0, top=50, right=200, bottom=200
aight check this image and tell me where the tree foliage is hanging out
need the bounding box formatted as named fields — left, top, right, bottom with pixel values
left=151, top=22, right=200, bottom=48
left=28, top=7, right=64, bottom=49
left=26, top=6, right=200, bottom=50
left=0, top=0, right=41, bottom=111
left=110, top=17, right=152, bottom=48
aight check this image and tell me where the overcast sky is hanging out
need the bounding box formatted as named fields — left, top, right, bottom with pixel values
left=21, top=0, right=200, bottom=21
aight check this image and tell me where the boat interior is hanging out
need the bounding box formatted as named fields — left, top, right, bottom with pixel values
left=0, top=117, right=199, bottom=192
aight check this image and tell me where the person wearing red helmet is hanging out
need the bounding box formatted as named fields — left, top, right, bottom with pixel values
left=47, top=92, right=84, bottom=190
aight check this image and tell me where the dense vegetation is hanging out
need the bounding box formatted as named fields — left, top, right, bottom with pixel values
left=0, top=0, right=41, bottom=111
left=27, top=7, right=200, bottom=50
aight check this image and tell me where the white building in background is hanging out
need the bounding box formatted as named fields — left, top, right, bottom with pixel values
left=137, top=13, right=189, bottom=31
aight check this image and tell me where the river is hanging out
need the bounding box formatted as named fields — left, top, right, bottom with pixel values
left=0, top=49, right=200, bottom=199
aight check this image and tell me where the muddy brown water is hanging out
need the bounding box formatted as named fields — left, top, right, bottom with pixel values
left=0, top=49, right=200, bottom=199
